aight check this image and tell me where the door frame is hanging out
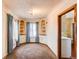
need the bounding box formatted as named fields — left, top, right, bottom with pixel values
left=58, top=4, right=77, bottom=59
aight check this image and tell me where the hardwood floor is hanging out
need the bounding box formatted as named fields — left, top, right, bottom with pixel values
left=61, top=58, right=71, bottom=59
left=4, top=43, right=57, bottom=59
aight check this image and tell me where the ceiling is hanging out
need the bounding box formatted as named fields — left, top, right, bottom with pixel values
left=3, top=0, right=62, bottom=19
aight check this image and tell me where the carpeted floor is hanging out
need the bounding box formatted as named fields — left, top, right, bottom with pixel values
left=4, top=43, right=57, bottom=59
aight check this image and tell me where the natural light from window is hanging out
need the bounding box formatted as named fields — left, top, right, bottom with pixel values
left=29, top=22, right=37, bottom=38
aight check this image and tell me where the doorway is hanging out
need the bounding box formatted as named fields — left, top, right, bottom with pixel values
left=58, top=4, right=77, bottom=59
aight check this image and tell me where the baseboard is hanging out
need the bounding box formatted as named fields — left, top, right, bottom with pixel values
left=61, top=58, right=72, bottom=59
left=27, top=42, right=39, bottom=43
left=19, top=42, right=40, bottom=45
left=20, top=42, right=26, bottom=45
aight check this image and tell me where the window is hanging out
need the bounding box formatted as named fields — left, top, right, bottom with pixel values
left=13, top=19, right=18, bottom=41
left=29, top=22, right=37, bottom=38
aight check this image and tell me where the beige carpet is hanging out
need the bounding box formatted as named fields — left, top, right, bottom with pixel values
left=5, top=43, right=57, bottom=59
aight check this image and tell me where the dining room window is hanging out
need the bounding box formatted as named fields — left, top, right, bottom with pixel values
left=29, top=22, right=37, bottom=38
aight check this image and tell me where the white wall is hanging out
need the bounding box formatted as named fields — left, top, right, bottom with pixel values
left=2, top=10, right=8, bottom=58
left=39, top=35, right=48, bottom=44
left=47, top=0, right=76, bottom=56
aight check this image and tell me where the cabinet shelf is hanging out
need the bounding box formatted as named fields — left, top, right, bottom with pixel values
left=19, top=20, right=26, bottom=34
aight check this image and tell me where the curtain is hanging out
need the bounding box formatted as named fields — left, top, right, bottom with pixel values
left=29, top=22, right=36, bottom=42
left=35, top=22, right=39, bottom=43
left=17, top=21, right=20, bottom=46
left=26, top=22, right=39, bottom=43
left=7, top=14, right=13, bottom=54
left=26, top=22, right=30, bottom=43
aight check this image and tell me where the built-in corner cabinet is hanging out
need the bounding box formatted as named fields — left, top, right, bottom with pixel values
left=39, top=18, right=47, bottom=35
left=19, top=20, right=26, bottom=44
left=19, top=20, right=26, bottom=35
